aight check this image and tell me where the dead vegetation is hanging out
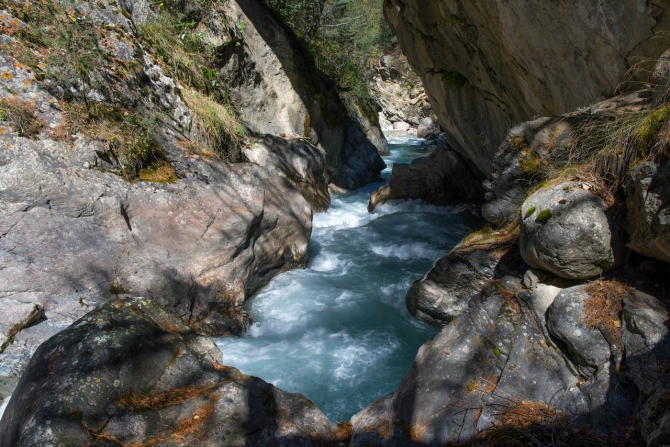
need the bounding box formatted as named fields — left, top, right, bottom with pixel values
left=582, top=280, right=631, bottom=349
left=471, top=400, right=615, bottom=447
left=119, top=383, right=222, bottom=411
left=0, top=97, right=45, bottom=137
left=334, top=421, right=353, bottom=443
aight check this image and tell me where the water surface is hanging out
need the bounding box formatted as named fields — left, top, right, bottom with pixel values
left=216, top=136, right=474, bottom=421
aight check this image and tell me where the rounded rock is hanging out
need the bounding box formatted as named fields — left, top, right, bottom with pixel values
left=520, top=182, right=626, bottom=279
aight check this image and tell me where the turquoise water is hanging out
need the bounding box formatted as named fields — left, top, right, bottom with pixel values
left=215, top=136, right=474, bottom=422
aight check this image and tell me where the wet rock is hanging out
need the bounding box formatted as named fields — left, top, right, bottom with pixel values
left=406, top=249, right=500, bottom=325
left=0, top=297, right=337, bottom=446
left=243, top=135, right=330, bottom=212
left=368, top=140, right=484, bottom=211
left=520, top=182, right=626, bottom=279
left=626, top=161, right=670, bottom=264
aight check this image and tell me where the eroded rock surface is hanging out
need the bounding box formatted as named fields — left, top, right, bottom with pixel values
left=0, top=297, right=338, bottom=447
left=243, top=135, right=330, bottom=212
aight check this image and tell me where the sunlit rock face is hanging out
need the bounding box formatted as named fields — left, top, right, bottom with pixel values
left=384, top=0, right=668, bottom=175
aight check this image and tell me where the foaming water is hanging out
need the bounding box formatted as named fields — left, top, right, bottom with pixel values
left=216, top=136, right=474, bottom=421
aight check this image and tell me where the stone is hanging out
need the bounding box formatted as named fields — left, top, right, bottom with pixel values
left=392, top=121, right=411, bottom=131
left=384, top=0, right=668, bottom=176
left=406, top=249, right=500, bottom=325
left=368, top=140, right=484, bottom=212
left=621, top=290, right=670, bottom=394
left=482, top=91, right=653, bottom=227
left=626, top=161, right=670, bottom=264
left=349, top=393, right=392, bottom=447
left=0, top=297, right=337, bottom=446
left=416, top=117, right=438, bottom=139
left=355, top=286, right=591, bottom=445
left=546, top=286, right=611, bottom=368
left=522, top=268, right=555, bottom=289
left=243, top=135, right=331, bottom=212
left=0, top=300, right=43, bottom=350
left=520, top=182, right=626, bottom=279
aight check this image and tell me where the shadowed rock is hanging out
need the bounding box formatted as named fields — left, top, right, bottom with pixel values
left=0, top=297, right=338, bottom=447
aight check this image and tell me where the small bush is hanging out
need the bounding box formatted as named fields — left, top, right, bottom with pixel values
left=0, top=98, right=45, bottom=137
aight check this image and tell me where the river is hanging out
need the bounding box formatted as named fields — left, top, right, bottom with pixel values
left=215, top=135, right=474, bottom=422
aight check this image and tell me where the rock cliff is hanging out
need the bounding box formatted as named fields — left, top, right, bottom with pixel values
left=384, top=0, right=669, bottom=176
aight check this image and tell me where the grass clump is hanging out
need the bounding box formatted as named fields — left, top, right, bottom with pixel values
left=182, top=88, right=244, bottom=162
left=0, top=98, right=45, bottom=137
left=62, top=102, right=170, bottom=181
left=140, top=10, right=219, bottom=94
left=535, top=209, right=552, bottom=224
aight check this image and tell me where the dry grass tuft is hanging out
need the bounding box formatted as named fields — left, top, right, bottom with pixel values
left=0, top=97, right=45, bottom=137
left=473, top=400, right=614, bottom=447
left=138, top=161, right=177, bottom=184
left=334, top=421, right=353, bottom=443
left=582, top=280, right=631, bottom=349
left=182, top=88, right=244, bottom=162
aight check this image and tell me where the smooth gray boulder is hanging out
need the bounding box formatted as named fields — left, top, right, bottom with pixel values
left=406, top=249, right=500, bottom=325
left=546, top=286, right=612, bottom=369
left=626, top=161, right=670, bottom=264
left=621, top=290, right=670, bottom=394
left=243, top=134, right=330, bottom=212
left=520, top=182, right=626, bottom=279
left=0, top=297, right=337, bottom=446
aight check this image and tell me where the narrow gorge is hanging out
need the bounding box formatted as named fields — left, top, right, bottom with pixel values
left=1, top=0, right=670, bottom=446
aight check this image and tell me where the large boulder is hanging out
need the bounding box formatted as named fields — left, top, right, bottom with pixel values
left=384, top=0, right=668, bottom=176
left=213, top=0, right=386, bottom=189
left=406, top=249, right=499, bottom=325
left=243, top=135, right=330, bottom=212
left=368, top=140, right=484, bottom=211
left=520, top=182, right=626, bottom=279
left=0, top=297, right=338, bottom=446
left=416, top=117, right=438, bottom=139
left=482, top=91, right=654, bottom=227
left=626, top=160, right=670, bottom=264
